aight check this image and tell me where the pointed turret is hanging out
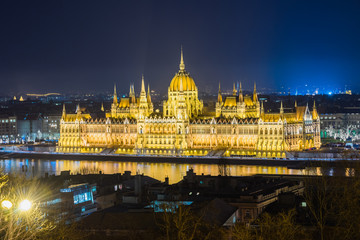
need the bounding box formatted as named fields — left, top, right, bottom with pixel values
left=140, top=75, right=146, bottom=94
left=312, top=100, right=318, bottom=119
left=113, top=83, right=118, bottom=104
left=130, top=84, right=136, bottom=103
left=295, top=100, right=297, bottom=108
left=147, top=84, right=152, bottom=103
left=233, top=82, right=237, bottom=96
left=238, top=82, right=243, bottom=102
left=140, top=75, right=147, bottom=105
left=260, top=101, right=264, bottom=115
left=129, top=84, right=133, bottom=97
left=253, top=82, right=258, bottom=102
left=76, top=104, right=81, bottom=114
left=101, top=102, right=104, bottom=112
left=62, top=103, right=66, bottom=119
left=179, top=46, right=185, bottom=71
left=280, top=101, right=284, bottom=115
left=217, top=82, right=222, bottom=103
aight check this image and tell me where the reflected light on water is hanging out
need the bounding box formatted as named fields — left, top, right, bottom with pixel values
left=0, top=158, right=310, bottom=184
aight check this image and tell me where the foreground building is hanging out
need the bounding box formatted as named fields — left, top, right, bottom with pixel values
left=58, top=50, right=320, bottom=158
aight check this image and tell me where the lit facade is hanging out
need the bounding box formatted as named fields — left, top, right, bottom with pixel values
left=58, top=50, right=321, bottom=158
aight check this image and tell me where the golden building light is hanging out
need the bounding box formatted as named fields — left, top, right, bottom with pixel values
left=57, top=48, right=321, bottom=158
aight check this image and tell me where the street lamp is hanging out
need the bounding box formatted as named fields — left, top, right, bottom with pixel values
left=1, top=199, right=32, bottom=211
left=19, top=199, right=31, bottom=211
left=1, top=199, right=32, bottom=240
left=1, top=200, right=13, bottom=209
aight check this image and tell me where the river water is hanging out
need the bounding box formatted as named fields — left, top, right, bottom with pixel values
left=0, top=158, right=311, bottom=184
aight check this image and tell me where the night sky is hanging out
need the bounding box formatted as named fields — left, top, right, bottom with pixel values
left=1, top=0, right=360, bottom=95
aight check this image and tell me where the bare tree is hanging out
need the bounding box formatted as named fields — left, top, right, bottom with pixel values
left=302, top=163, right=337, bottom=240
left=229, top=223, right=254, bottom=240
left=156, top=202, right=223, bottom=240
left=255, top=209, right=305, bottom=240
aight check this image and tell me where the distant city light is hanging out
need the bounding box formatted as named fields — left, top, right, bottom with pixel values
left=328, top=92, right=333, bottom=95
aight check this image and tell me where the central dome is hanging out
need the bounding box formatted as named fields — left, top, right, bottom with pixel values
left=169, top=71, right=196, bottom=91
left=169, top=47, right=197, bottom=92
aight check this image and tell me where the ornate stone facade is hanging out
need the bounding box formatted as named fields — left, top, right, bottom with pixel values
left=57, top=49, right=321, bottom=158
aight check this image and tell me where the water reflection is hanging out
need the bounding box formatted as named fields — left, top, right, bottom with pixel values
left=0, top=158, right=309, bottom=184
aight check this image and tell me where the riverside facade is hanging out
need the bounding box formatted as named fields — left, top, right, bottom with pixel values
left=57, top=50, right=321, bottom=158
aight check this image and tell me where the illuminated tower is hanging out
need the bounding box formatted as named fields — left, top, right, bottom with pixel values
left=253, top=83, right=260, bottom=117
left=111, top=84, right=118, bottom=117
left=237, top=82, right=245, bottom=118
left=163, top=47, right=203, bottom=118
left=216, top=82, right=223, bottom=117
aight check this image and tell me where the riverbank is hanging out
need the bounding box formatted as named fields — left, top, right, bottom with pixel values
left=0, top=150, right=358, bottom=168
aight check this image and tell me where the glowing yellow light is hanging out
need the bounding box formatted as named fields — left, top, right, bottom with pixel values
left=19, top=200, right=31, bottom=211
left=1, top=200, right=13, bottom=209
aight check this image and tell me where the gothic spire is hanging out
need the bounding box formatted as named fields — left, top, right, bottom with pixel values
left=76, top=104, right=81, bottom=114
left=147, top=84, right=152, bottom=103
left=233, top=82, right=237, bottom=96
left=113, top=83, right=118, bottom=104
left=312, top=100, right=318, bottom=119
left=141, top=75, right=146, bottom=94
left=253, top=82, right=258, bottom=102
left=101, top=102, right=104, bottom=112
left=218, top=82, right=222, bottom=103
left=280, top=101, right=284, bottom=114
left=131, top=84, right=136, bottom=103
left=239, top=82, right=243, bottom=102
left=62, top=103, right=66, bottom=118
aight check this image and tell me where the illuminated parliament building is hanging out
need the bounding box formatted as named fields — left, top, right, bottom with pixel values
left=58, top=49, right=321, bottom=158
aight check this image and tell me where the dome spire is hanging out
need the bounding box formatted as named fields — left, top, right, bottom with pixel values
left=179, top=46, right=185, bottom=71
